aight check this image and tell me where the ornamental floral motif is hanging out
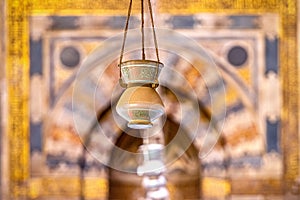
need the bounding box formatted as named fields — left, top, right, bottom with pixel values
left=140, top=67, right=156, bottom=80
left=130, top=109, right=150, bottom=120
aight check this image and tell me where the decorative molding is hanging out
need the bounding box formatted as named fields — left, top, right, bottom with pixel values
left=29, top=16, right=53, bottom=41
left=159, top=0, right=280, bottom=14
left=255, top=14, right=279, bottom=40
left=279, top=0, right=299, bottom=195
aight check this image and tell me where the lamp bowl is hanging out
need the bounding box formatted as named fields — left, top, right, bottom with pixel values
left=119, top=60, right=163, bottom=86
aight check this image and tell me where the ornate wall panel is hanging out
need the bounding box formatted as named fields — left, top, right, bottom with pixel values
left=4, top=0, right=299, bottom=199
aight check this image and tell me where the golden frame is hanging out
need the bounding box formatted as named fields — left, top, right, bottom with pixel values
left=4, top=0, right=299, bottom=199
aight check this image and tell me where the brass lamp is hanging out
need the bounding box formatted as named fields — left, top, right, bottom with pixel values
left=116, top=0, right=165, bottom=129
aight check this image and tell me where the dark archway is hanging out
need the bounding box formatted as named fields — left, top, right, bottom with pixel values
left=108, top=117, right=201, bottom=200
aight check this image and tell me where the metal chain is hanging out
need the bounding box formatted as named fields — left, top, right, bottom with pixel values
left=147, top=0, right=160, bottom=62
left=119, top=0, right=161, bottom=78
left=141, top=0, right=146, bottom=60
left=119, top=0, right=133, bottom=76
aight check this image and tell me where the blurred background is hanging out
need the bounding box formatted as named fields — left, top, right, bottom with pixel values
left=0, top=0, right=300, bottom=199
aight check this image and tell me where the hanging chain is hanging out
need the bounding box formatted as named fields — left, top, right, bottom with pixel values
left=119, top=0, right=161, bottom=78
left=119, top=0, right=133, bottom=76
left=148, top=0, right=160, bottom=84
left=141, top=0, right=146, bottom=60
left=147, top=0, right=160, bottom=62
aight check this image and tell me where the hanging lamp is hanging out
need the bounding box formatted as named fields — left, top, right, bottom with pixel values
left=116, top=0, right=165, bottom=129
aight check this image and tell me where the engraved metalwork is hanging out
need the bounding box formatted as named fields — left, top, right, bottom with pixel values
left=119, top=60, right=163, bottom=86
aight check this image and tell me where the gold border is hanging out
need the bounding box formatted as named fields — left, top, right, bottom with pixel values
left=0, top=0, right=7, bottom=198
left=28, top=177, right=108, bottom=199
left=6, top=0, right=299, bottom=198
left=7, top=0, right=30, bottom=198
left=159, top=0, right=281, bottom=14
left=30, top=0, right=140, bottom=16
left=278, top=0, right=299, bottom=194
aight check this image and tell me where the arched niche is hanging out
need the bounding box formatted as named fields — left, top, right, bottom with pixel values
left=108, top=117, right=201, bottom=200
